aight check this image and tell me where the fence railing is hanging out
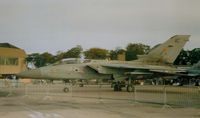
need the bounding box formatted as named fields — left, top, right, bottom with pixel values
left=0, top=80, right=199, bottom=108
left=133, top=85, right=200, bottom=108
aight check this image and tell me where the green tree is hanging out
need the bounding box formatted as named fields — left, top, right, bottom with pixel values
left=55, top=51, right=65, bottom=61
left=174, top=49, right=190, bottom=65
left=125, top=43, right=150, bottom=61
left=110, top=48, right=125, bottom=60
left=63, top=45, right=83, bottom=58
left=109, top=50, right=117, bottom=60
left=189, top=48, right=200, bottom=64
left=174, top=48, right=200, bottom=65
left=84, top=48, right=109, bottom=59
left=26, top=53, right=45, bottom=67
left=41, top=52, right=55, bottom=65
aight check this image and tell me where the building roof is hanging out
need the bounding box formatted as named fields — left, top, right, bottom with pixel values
left=0, top=43, right=20, bottom=49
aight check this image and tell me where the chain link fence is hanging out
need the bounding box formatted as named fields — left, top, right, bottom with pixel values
left=0, top=80, right=199, bottom=108
left=133, top=85, right=200, bottom=108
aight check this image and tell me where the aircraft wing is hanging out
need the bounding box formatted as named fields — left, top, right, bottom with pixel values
left=101, top=63, right=185, bottom=76
left=124, top=71, right=153, bottom=75
left=187, top=73, right=200, bottom=77
left=101, top=63, right=183, bottom=71
left=101, top=64, right=150, bottom=70
left=149, top=69, right=185, bottom=76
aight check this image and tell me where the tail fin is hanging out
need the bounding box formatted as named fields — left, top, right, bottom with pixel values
left=138, top=35, right=190, bottom=64
left=190, top=61, right=200, bottom=70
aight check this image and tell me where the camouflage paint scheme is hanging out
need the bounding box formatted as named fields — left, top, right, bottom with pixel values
left=17, top=35, right=190, bottom=91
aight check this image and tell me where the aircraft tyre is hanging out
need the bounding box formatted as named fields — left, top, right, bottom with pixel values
left=79, top=84, right=84, bottom=87
left=114, top=84, right=122, bottom=91
left=63, top=87, right=69, bottom=93
left=195, top=80, right=199, bottom=86
left=126, top=85, right=134, bottom=92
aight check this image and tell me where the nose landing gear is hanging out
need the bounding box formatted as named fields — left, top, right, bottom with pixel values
left=63, top=87, right=69, bottom=93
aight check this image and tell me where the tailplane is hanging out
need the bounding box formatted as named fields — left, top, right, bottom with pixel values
left=137, top=35, right=190, bottom=64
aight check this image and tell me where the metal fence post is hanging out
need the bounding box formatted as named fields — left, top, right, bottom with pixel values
left=98, top=83, right=103, bottom=103
left=162, top=86, right=172, bottom=109
left=6, top=80, right=13, bottom=97
left=133, top=86, right=139, bottom=104
left=70, top=83, right=73, bottom=98
left=22, top=83, right=29, bottom=98
left=43, top=83, right=52, bottom=101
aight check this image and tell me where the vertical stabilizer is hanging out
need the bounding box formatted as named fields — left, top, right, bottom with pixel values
left=138, top=35, right=190, bottom=64
left=190, top=61, right=200, bottom=70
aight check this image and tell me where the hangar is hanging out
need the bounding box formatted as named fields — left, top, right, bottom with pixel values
left=0, top=43, right=27, bottom=79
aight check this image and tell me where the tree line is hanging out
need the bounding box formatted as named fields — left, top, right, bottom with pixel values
left=26, top=44, right=200, bottom=67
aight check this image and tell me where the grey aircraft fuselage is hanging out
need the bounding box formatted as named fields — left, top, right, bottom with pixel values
left=17, top=35, right=191, bottom=91
left=19, top=60, right=179, bottom=81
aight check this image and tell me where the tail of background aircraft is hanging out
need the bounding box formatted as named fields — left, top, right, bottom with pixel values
left=190, top=61, right=200, bottom=70
left=137, top=35, right=190, bottom=64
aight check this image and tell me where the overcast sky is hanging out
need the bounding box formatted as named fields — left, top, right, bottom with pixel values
left=0, top=0, right=199, bottom=54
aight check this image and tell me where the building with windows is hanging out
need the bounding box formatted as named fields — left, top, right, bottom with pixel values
left=0, top=43, right=27, bottom=79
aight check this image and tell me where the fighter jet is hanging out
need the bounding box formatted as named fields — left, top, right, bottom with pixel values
left=175, top=61, right=200, bottom=86
left=187, top=61, right=200, bottom=77
left=187, top=61, right=200, bottom=86
left=17, top=35, right=190, bottom=92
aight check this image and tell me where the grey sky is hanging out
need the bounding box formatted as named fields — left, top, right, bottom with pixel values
left=0, top=0, right=199, bottom=54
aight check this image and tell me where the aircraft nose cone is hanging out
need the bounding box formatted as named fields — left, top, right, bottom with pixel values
left=17, top=69, right=42, bottom=79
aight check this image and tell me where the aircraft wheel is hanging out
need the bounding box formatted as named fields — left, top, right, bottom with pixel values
left=195, top=81, right=199, bottom=86
left=114, top=84, right=122, bottom=91
left=126, top=85, right=134, bottom=92
left=79, top=84, right=84, bottom=87
left=63, top=87, right=69, bottom=93
left=114, top=85, right=118, bottom=91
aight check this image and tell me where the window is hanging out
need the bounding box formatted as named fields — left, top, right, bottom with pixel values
left=0, top=57, right=18, bottom=65
left=0, top=57, right=5, bottom=65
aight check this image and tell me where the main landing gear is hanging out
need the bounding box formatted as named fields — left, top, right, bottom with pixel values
left=113, top=81, right=122, bottom=91
left=112, top=78, right=135, bottom=92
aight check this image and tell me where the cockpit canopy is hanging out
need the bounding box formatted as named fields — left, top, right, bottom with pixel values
left=53, top=58, right=91, bottom=65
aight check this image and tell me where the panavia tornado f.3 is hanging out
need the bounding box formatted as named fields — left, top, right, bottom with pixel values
left=17, top=35, right=190, bottom=92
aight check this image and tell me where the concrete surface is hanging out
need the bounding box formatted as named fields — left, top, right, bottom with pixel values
left=0, top=84, right=200, bottom=118
left=0, top=97, right=200, bottom=118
